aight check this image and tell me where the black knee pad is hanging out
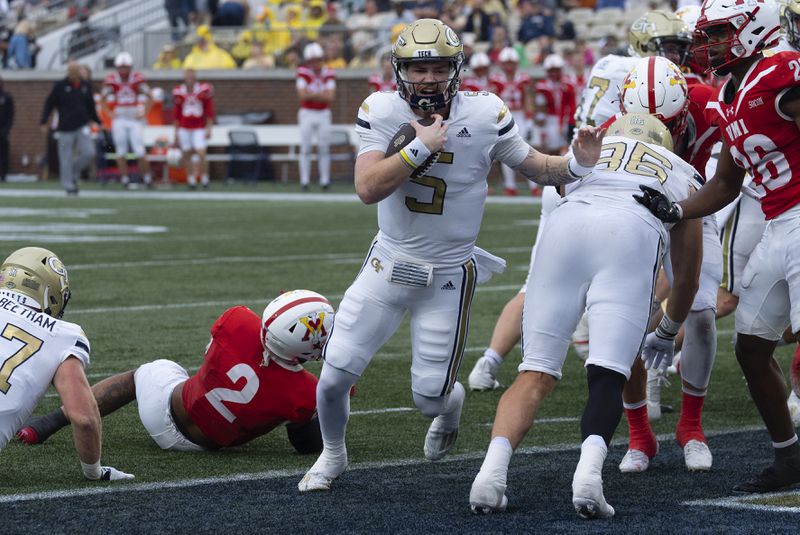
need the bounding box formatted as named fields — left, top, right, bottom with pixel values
left=581, top=365, right=627, bottom=445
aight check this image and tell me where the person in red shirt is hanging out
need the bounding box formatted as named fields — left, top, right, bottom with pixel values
left=460, top=52, right=491, bottom=92
left=296, top=42, right=336, bottom=191
left=17, top=290, right=334, bottom=454
left=173, top=69, right=215, bottom=190
left=367, top=51, right=397, bottom=93
left=531, top=54, right=576, bottom=156
left=100, top=52, right=153, bottom=189
left=635, top=0, right=800, bottom=493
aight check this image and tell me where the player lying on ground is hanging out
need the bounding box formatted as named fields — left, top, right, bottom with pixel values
left=19, top=290, right=334, bottom=454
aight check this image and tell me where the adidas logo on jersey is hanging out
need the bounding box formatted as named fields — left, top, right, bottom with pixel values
left=440, top=281, right=456, bottom=290
left=456, top=127, right=471, bottom=138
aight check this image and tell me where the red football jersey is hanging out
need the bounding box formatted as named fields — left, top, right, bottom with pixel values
left=532, top=77, right=577, bottom=128
left=683, top=80, right=721, bottom=181
left=368, top=73, right=396, bottom=92
left=173, top=82, right=215, bottom=130
left=706, top=52, right=800, bottom=219
left=296, top=66, right=336, bottom=110
left=182, top=306, right=318, bottom=448
left=102, top=71, right=149, bottom=118
left=460, top=76, right=490, bottom=92
left=489, top=72, right=531, bottom=111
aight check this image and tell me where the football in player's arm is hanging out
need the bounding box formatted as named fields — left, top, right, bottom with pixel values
left=18, top=290, right=335, bottom=456
left=0, top=247, right=133, bottom=481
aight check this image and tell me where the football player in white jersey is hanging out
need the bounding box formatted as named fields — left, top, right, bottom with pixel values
left=467, top=42, right=638, bottom=392
left=469, top=113, right=703, bottom=519
left=0, top=247, right=132, bottom=481
left=298, top=18, right=605, bottom=493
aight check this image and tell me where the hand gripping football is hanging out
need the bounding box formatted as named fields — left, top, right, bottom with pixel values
left=385, top=116, right=440, bottom=178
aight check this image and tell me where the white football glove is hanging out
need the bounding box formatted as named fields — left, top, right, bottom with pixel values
left=640, top=331, right=675, bottom=374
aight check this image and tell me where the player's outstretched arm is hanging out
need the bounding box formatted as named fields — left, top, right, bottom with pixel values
left=53, top=357, right=134, bottom=481
left=515, top=126, right=604, bottom=186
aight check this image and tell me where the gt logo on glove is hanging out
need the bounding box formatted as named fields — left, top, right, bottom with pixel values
left=633, top=185, right=683, bottom=223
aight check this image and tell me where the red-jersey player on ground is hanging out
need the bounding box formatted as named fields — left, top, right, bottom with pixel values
left=635, top=0, right=800, bottom=493
left=18, top=290, right=334, bottom=454
left=173, top=68, right=215, bottom=190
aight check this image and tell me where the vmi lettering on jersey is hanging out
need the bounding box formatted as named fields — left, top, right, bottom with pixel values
left=0, top=297, right=56, bottom=332
left=725, top=119, right=750, bottom=141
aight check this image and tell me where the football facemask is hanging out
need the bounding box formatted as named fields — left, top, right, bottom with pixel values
left=392, top=19, right=465, bottom=112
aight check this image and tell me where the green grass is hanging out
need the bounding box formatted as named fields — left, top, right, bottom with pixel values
left=0, top=184, right=793, bottom=496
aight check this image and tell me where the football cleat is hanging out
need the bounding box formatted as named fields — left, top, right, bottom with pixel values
left=469, top=471, right=508, bottom=514
left=683, top=439, right=712, bottom=471
left=733, top=457, right=800, bottom=493
left=424, top=424, right=459, bottom=461
left=787, top=390, right=800, bottom=427
left=619, top=448, right=653, bottom=473
left=504, top=187, right=518, bottom=197
left=298, top=451, right=348, bottom=492
left=573, top=441, right=614, bottom=519
left=468, top=356, right=501, bottom=391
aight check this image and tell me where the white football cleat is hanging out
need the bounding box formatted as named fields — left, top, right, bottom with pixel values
left=683, top=439, right=712, bottom=471
left=468, top=356, right=501, bottom=391
left=570, top=312, right=590, bottom=361
left=298, top=451, right=348, bottom=492
left=469, top=471, right=508, bottom=514
left=424, top=384, right=464, bottom=461
left=788, top=390, right=800, bottom=427
left=572, top=440, right=614, bottom=519
left=619, top=448, right=652, bottom=473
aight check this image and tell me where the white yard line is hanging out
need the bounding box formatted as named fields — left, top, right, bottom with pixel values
left=0, top=425, right=774, bottom=504
left=683, top=494, right=800, bottom=513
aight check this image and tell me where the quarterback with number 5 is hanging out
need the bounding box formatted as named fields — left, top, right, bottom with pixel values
left=18, top=290, right=334, bottom=455
left=299, top=18, right=605, bottom=493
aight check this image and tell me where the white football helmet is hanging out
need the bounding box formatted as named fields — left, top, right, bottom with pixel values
left=261, top=289, right=334, bottom=369
left=0, top=247, right=71, bottom=318
left=303, top=42, right=324, bottom=61
left=620, top=56, right=689, bottom=140
left=498, top=47, right=519, bottom=63
left=469, top=51, right=490, bottom=70
left=166, top=146, right=183, bottom=167
left=693, top=0, right=781, bottom=74
left=114, top=51, right=133, bottom=68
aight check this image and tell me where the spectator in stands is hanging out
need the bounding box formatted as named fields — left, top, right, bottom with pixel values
left=153, top=44, right=182, bottom=70
left=296, top=42, right=335, bottom=191
left=516, top=0, right=555, bottom=44
left=173, top=68, right=215, bottom=190
left=40, top=61, right=100, bottom=196
left=440, top=0, right=467, bottom=33
left=463, top=0, right=494, bottom=41
left=6, top=19, right=34, bottom=69
left=460, top=31, right=476, bottom=63
left=212, top=0, right=248, bottom=27
left=348, top=0, right=391, bottom=58
left=231, top=29, right=254, bottom=66
left=386, top=0, right=415, bottom=38
left=243, top=39, right=275, bottom=69
left=67, top=10, right=98, bottom=58
left=101, top=52, right=153, bottom=189
left=182, top=24, right=236, bottom=69
left=304, top=0, right=328, bottom=40
left=575, top=37, right=595, bottom=68
left=486, top=24, right=511, bottom=64
left=321, top=30, right=347, bottom=69
left=367, top=50, right=397, bottom=92
left=597, top=34, right=625, bottom=57
left=0, top=75, right=13, bottom=182
left=411, top=0, right=443, bottom=19
left=165, top=0, right=191, bottom=41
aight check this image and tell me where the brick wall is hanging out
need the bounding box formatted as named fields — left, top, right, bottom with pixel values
left=3, top=70, right=373, bottom=181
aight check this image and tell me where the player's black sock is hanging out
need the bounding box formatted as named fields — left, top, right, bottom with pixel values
left=25, top=409, right=69, bottom=443
left=581, top=365, right=626, bottom=446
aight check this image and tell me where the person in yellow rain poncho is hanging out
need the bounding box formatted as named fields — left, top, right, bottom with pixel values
left=182, top=25, right=236, bottom=70
left=153, top=44, right=182, bottom=70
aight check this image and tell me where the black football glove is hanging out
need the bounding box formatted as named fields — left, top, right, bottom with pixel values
left=633, top=185, right=683, bottom=223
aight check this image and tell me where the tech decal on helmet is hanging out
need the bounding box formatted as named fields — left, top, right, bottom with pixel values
left=392, top=19, right=465, bottom=112
left=0, top=247, right=71, bottom=318
left=261, top=290, right=335, bottom=370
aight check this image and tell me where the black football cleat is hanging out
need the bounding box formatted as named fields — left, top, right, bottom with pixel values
left=733, top=458, right=800, bottom=493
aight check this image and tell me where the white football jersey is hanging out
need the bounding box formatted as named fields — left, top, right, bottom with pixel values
left=566, top=135, right=700, bottom=237
left=356, top=91, right=528, bottom=266
left=0, top=290, right=90, bottom=450
left=573, top=55, right=638, bottom=131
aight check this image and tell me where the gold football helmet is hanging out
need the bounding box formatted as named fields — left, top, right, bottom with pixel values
left=781, top=0, right=800, bottom=50
left=629, top=11, right=692, bottom=67
left=607, top=113, right=674, bottom=153
left=0, top=247, right=71, bottom=318
left=392, top=19, right=465, bottom=112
